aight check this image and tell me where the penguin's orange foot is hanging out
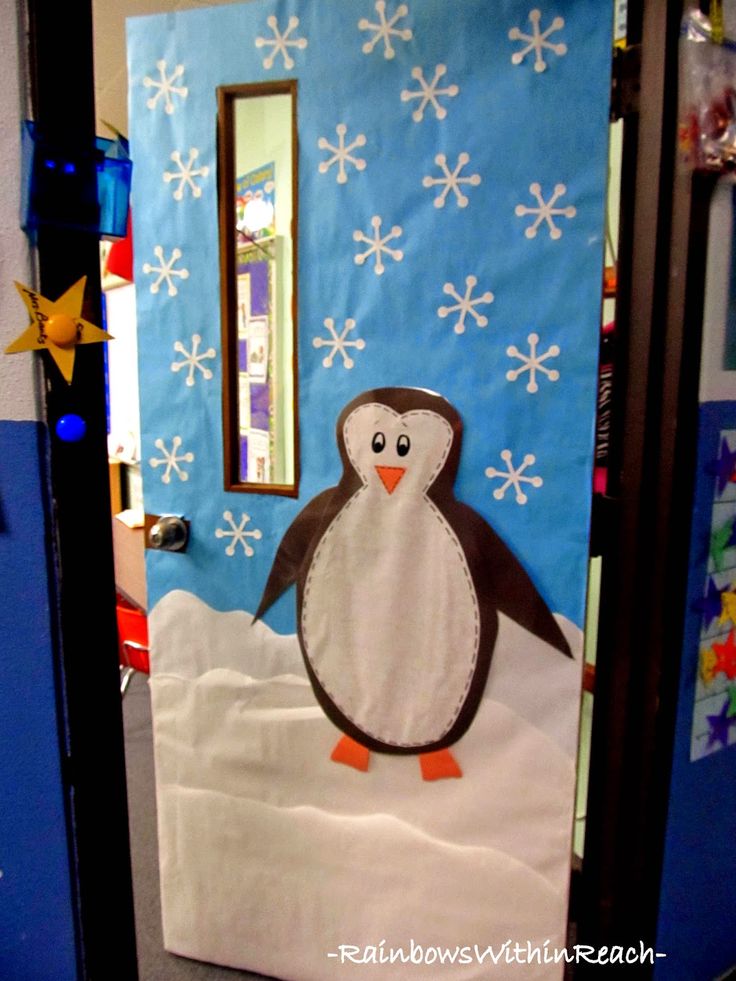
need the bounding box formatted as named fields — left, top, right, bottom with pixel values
left=331, top=735, right=370, bottom=772
left=419, top=748, right=463, bottom=781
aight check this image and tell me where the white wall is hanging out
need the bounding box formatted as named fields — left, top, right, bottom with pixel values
left=105, top=283, right=142, bottom=461
left=0, top=0, right=35, bottom=421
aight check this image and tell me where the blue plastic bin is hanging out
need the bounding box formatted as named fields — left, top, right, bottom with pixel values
left=21, top=120, right=132, bottom=238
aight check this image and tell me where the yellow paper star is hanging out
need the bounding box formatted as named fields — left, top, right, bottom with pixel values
left=700, top=646, right=718, bottom=685
left=720, top=589, right=736, bottom=628
left=5, top=277, right=112, bottom=383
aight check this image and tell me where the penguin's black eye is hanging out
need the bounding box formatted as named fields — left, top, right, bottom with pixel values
left=396, top=434, right=411, bottom=457
left=371, top=432, right=385, bottom=453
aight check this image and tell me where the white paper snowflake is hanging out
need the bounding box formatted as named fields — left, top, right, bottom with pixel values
left=353, top=216, right=404, bottom=275
left=149, top=436, right=194, bottom=484
left=163, top=148, right=209, bottom=201
left=215, top=511, right=262, bottom=557
left=359, top=1, right=412, bottom=59
left=313, top=317, right=366, bottom=368
left=171, top=334, right=216, bottom=387
left=485, top=450, right=543, bottom=504
left=318, top=124, right=367, bottom=184
left=515, top=183, right=575, bottom=239
left=401, top=64, right=459, bottom=122
left=506, top=333, right=560, bottom=393
left=509, top=9, right=567, bottom=73
left=143, top=60, right=188, bottom=114
left=255, top=15, right=308, bottom=70
left=423, top=153, right=481, bottom=209
left=437, top=276, right=494, bottom=334
left=142, top=247, right=189, bottom=297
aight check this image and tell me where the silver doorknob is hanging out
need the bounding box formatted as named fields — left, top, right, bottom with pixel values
left=148, top=514, right=189, bottom=552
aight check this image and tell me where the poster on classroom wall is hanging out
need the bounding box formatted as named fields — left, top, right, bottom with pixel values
left=236, top=161, right=276, bottom=243
left=688, top=415, right=736, bottom=760
left=686, top=182, right=736, bottom=761
left=237, top=249, right=274, bottom=483
left=128, top=1, right=611, bottom=977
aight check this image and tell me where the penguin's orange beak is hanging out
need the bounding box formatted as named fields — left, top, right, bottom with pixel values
left=375, top=465, right=406, bottom=495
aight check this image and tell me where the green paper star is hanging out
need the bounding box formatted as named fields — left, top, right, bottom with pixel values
left=727, top=685, right=736, bottom=719
left=711, top=520, right=734, bottom=572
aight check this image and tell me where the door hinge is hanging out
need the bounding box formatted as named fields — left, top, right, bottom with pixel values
left=610, top=43, right=641, bottom=121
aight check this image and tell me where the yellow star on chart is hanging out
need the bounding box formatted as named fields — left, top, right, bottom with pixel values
left=5, top=277, right=112, bottom=383
left=700, top=646, right=717, bottom=686
left=720, top=589, right=736, bottom=628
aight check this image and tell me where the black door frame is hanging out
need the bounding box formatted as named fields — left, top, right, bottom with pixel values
left=27, top=1, right=138, bottom=978
left=27, top=0, right=699, bottom=977
left=578, top=0, right=713, bottom=967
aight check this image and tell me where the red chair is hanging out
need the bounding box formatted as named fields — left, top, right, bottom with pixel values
left=117, top=598, right=150, bottom=695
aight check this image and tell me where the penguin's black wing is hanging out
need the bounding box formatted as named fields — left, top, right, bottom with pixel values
left=446, top=500, right=572, bottom=658
left=254, top=487, right=337, bottom=621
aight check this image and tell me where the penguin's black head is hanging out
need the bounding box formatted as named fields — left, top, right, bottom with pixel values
left=336, top=388, right=463, bottom=498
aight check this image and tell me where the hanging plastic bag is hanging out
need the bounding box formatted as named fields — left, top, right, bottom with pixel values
left=680, top=6, right=736, bottom=171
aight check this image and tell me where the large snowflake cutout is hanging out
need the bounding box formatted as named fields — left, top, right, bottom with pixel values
left=313, top=317, right=366, bottom=368
left=353, top=216, right=404, bottom=275
left=163, top=148, right=209, bottom=201
left=423, top=153, right=481, bottom=209
left=401, top=65, right=459, bottom=122
left=359, top=1, right=412, bottom=60
left=142, top=246, right=189, bottom=297
left=318, top=124, right=367, bottom=184
left=143, top=60, right=188, bottom=114
left=171, top=334, right=216, bottom=387
left=485, top=449, right=543, bottom=504
left=509, top=9, right=567, bottom=73
left=506, top=333, right=560, bottom=392
left=515, top=182, right=575, bottom=239
left=215, top=511, right=262, bottom=557
left=255, top=15, right=308, bottom=70
left=149, top=436, right=194, bottom=484
left=437, top=276, right=494, bottom=334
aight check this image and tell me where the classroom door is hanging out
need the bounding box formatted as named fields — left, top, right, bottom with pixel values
left=127, top=2, right=612, bottom=977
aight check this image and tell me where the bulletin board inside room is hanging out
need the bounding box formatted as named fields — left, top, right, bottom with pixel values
left=234, top=94, right=294, bottom=487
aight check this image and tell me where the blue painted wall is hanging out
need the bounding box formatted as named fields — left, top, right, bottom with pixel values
left=0, top=420, right=78, bottom=980
left=655, top=402, right=736, bottom=980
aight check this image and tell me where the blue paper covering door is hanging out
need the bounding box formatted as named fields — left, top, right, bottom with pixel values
left=127, top=2, right=611, bottom=977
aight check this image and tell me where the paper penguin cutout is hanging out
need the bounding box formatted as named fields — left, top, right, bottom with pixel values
left=256, top=388, right=571, bottom=781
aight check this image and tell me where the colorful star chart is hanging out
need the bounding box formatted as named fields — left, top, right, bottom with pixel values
left=692, top=428, right=736, bottom=759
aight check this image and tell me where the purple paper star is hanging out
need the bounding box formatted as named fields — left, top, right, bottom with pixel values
left=693, top=577, right=724, bottom=629
left=706, top=698, right=736, bottom=749
left=707, top=438, right=736, bottom=496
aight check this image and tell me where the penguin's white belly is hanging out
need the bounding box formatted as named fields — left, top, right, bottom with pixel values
left=301, top=491, right=479, bottom=747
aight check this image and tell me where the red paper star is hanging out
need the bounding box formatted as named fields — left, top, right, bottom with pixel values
left=712, top=630, right=736, bottom=679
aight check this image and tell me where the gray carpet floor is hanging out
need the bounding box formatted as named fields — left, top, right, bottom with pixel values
left=122, top=671, right=272, bottom=981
